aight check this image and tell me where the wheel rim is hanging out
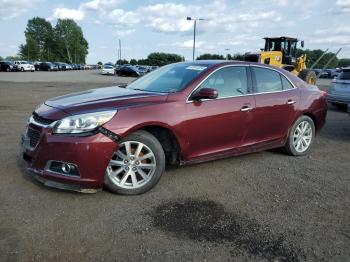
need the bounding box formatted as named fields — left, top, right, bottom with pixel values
left=106, top=141, right=157, bottom=189
left=293, top=121, right=313, bottom=153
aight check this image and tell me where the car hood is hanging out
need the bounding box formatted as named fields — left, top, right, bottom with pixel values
left=44, top=86, right=168, bottom=115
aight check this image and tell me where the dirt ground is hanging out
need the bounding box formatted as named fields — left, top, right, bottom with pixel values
left=0, top=71, right=349, bottom=261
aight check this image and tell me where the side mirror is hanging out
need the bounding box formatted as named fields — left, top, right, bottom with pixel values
left=191, top=88, right=218, bottom=101
left=301, top=40, right=304, bottom=48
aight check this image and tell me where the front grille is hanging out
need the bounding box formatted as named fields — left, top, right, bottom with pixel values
left=27, top=128, right=41, bottom=148
left=32, top=113, right=55, bottom=126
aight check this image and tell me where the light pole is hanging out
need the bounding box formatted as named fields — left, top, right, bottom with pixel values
left=187, top=17, right=205, bottom=61
left=225, top=48, right=230, bottom=60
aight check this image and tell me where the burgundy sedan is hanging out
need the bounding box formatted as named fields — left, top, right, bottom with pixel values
left=21, top=61, right=327, bottom=194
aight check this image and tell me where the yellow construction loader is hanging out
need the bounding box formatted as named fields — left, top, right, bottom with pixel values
left=245, top=36, right=317, bottom=85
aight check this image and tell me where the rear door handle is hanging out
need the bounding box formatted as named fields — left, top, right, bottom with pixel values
left=241, top=106, right=252, bottom=112
left=287, top=100, right=296, bottom=105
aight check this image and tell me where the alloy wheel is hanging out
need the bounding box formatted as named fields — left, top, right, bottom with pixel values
left=293, top=121, right=313, bottom=153
left=106, top=141, right=157, bottom=189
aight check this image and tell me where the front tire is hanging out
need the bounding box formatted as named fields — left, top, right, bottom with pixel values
left=104, top=130, right=165, bottom=195
left=284, top=115, right=315, bottom=156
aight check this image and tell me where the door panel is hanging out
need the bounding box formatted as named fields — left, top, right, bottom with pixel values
left=184, top=97, right=255, bottom=159
left=183, top=66, right=255, bottom=160
left=247, top=66, right=299, bottom=144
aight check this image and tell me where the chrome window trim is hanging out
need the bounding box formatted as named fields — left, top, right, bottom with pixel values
left=186, top=64, right=298, bottom=103
left=250, top=65, right=297, bottom=94
left=186, top=64, right=251, bottom=103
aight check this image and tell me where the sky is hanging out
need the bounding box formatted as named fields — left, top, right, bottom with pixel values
left=0, top=0, right=349, bottom=63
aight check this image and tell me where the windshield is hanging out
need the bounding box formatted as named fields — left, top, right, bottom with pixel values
left=127, top=63, right=209, bottom=93
left=104, top=66, right=113, bottom=69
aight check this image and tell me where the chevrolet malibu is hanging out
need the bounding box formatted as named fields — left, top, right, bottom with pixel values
left=21, top=61, right=328, bottom=194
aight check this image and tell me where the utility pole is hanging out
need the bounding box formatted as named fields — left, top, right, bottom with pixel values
left=193, top=19, right=196, bottom=61
left=225, top=48, right=231, bottom=60
left=186, top=17, right=205, bottom=61
left=118, top=39, right=122, bottom=64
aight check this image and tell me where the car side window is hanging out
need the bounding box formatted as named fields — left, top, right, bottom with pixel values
left=252, top=67, right=283, bottom=93
left=281, top=75, right=294, bottom=90
left=199, top=67, right=248, bottom=98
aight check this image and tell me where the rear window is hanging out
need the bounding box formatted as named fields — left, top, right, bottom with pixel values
left=281, top=75, right=294, bottom=90
left=338, top=70, right=350, bottom=80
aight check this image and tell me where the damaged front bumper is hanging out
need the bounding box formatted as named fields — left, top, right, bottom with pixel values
left=20, top=121, right=120, bottom=193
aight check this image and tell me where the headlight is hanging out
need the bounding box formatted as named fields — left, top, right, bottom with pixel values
left=53, top=110, right=117, bottom=134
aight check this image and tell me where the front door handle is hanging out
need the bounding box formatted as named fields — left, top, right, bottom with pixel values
left=241, top=106, right=252, bottom=112
left=287, top=100, right=296, bottom=105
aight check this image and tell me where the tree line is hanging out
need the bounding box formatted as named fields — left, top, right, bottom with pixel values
left=113, top=52, right=185, bottom=66
left=110, top=51, right=349, bottom=68
left=197, top=50, right=350, bottom=69
left=17, top=17, right=88, bottom=63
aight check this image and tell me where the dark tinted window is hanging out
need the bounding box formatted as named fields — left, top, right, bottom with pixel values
left=253, top=67, right=283, bottom=93
left=338, top=70, right=350, bottom=80
left=281, top=75, right=294, bottom=90
left=199, top=66, right=248, bottom=98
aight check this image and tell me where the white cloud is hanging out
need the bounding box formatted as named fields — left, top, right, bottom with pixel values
left=336, top=0, right=350, bottom=11
left=52, top=8, right=85, bottom=21
left=47, top=0, right=282, bottom=35
left=81, top=0, right=124, bottom=13
left=113, top=29, right=135, bottom=37
left=310, top=35, right=350, bottom=46
left=108, top=9, right=139, bottom=26
left=0, top=0, right=40, bottom=20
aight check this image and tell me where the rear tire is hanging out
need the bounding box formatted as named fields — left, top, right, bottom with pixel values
left=299, top=69, right=317, bottom=85
left=104, top=130, right=165, bottom=195
left=284, top=115, right=315, bottom=156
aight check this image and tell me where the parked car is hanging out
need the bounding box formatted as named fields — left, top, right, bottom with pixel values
left=33, top=62, right=41, bottom=71
left=135, top=66, right=148, bottom=74
left=14, top=61, right=35, bottom=72
left=117, top=65, right=146, bottom=77
left=312, top=69, right=322, bottom=76
left=39, top=62, right=58, bottom=71
left=20, top=61, right=328, bottom=195
left=328, top=68, right=350, bottom=107
left=319, top=69, right=341, bottom=79
left=54, top=62, right=67, bottom=71
left=0, top=61, right=18, bottom=72
left=318, top=69, right=330, bottom=78
left=64, top=63, right=72, bottom=70
left=101, top=65, right=115, bottom=75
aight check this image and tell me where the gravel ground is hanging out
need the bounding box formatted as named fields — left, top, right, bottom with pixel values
left=0, top=71, right=349, bottom=261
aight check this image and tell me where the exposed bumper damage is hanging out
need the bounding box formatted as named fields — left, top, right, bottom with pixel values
left=20, top=122, right=119, bottom=193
